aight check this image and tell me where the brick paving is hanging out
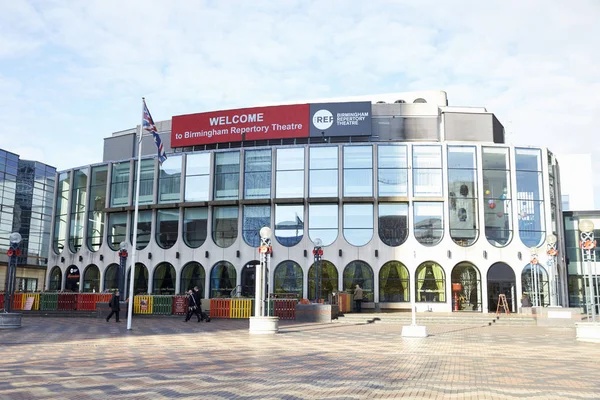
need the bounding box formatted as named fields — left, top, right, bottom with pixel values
left=0, top=316, right=598, bottom=399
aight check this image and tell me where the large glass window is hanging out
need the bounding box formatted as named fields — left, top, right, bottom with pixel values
left=156, top=209, right=178, bottom=249
left=378, top=203, right=408, bottom=247
left=53, top=172, right=70, bottom=254
left=276, top=148, right=304, bottom=198
left=308, top=260, right=338, bottom=301
left=158, top=155, right=181, bottom=203
left=309, top=147, right=338, bottom=197
left=153, top=263, right=176, bottom=295
left=343, top=146, right=372, bottom=197
left=343, top=261, right=374, bottom=301
left=133, top=159, right=155, bottom=205
left=521, top=264, right=550, bottom=307
left=212, top=206, right=238, bottom=248
left=343, top=204, right=373, bottom=246
left=378, top=145, right=408, bottom=197
left=110, top=162, right=130, bottom=207
left=275, top=204, right=304, bottom=247
left=131, top=210, right=152, bottom=250
left=183, top=207, right=208, bottom=248
left=308, top=204, right=338, bottom=246
left=242, top=205, right=271, bottom=247
left=273, top=260, right=303, bottom=298
left=103, top=264, right=119, bottom=291
left=107, top=212, right=127, bottom=251
left=214, top=152, right=240, bottom=200
left=451, top=262, right=482, bottom=312
left=210, top=261, right=237, bottom=298
left=447, top=146, right=478, bottom=246
left=483, top=147, right=513, bottom=247
left=82, top=265, right=100, bottom=293
left=244, top=149, right=271, bottom=199
left=49, top=266, right=62, bottom=291
left=379, top=261, right=409, bottom=302
left=414, top=202, right=444, bottom=246
left=68, top=169, right=87, bottom=253
left=516, top=148, right=545, bottom=247
left=416, top=261, right=445, bottom=302
left=87, top=165, right=107, bottom=252
left=180, top=262, right=206, bottom=295
left=185, top=153, right=210, bottom=202
left=126, top=263, right=149, bottom=296
left=412, top=145, right=442, bottom=197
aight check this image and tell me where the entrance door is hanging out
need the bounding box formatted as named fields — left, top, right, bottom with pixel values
left=487, top=262, right=516, bottom=312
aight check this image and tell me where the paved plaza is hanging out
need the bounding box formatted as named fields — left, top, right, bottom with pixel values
left=0, top=315, right=599, bottom=399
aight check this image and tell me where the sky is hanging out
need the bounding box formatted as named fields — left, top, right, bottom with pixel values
left=1, top=0, right=599, bottom=198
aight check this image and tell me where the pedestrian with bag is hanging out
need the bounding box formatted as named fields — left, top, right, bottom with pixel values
left=193, top=286, right=211, bottom=322
left=106, top=289, right=122, bottom=323
left=184, top=289, right=202, bottom=322
left=353, top=284, right=364, bottom=313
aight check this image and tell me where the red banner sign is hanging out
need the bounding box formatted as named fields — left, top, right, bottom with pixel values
left=171, top=104, right=309, bottom=147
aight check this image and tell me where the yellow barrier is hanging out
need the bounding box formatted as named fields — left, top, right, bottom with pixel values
left=23, top=293, right=40, bottom=310
left=134, top=295, right=153, bottom=314
left=230, top=298, right=252, bottom=318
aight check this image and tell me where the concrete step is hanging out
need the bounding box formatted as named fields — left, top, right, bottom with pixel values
left=335, top=312, right=538, bottom=326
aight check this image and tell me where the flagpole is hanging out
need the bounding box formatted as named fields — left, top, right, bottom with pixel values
left=127, top=98, right=145, bottom=330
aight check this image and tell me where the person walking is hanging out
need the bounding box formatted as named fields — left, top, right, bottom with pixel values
left=353, top=284, right=364, bottom=313
left=184, top=289, right=202, bottom=322
left=193, top=286, right=210, bottom=322
left=106, top=289, right=121, bottom=322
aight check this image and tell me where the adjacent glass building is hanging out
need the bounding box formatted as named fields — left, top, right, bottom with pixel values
left=45, top=92, right=566, bottom=312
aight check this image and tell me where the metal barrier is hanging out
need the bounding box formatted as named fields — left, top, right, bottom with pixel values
left=134, top=295, right=153, bottom=314
left=230, top=298, right=253, bottom=318
left=40, top=293, right=58, bottom=310
left=272, top=299, right=297, bottom=320
left=11, top=293, right=24, bottom=310
left=57, top=293, right=77, bottom=310
left=152, top=295, right=173, bottom=315
left=76, top=294, right=96, bottom=310
left=22, top=293, right=40, bottom=310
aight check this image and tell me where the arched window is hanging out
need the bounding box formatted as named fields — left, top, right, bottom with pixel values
left=308, top=204, right=337, bottom=246
left=104, top=263, right=119, bottom=291
left=414, top=202, right=444, bottom=246
left=65, top=265, right=80, bottom=292
left=378, top=203, right=408, bottom=247
left=516, top=148, right=545, bottom=247
left=152, top=263, right=176, bottom=295
left=69, top=169, right=87, bottom=253
left=343, top=204, right=373, bottom=246
left=521, top=264, right=549, bottom=307
left=343, top=260, right=374, bottom=301
left=275, top=204, right=304, bottom=247
left=180, top=262, right=206, bottom=295
left=82, top=264, right=100, bottom=293
left=212, top=206, right=238, bottom=248
left=450, top=262, right=481, bottom=311
left=183, top=207, right=208, bottom=248
left=156, top=209, right=178, bottom=249
left=210, top=261, right=237, bottom=298
left=447, top=146, right=478, bottom=246
left=379, top=261, right=409, bottom=302
left=131, top=210, right=152, bottom=249
left=49, top=266, right=62, bottom=291
left=53, top=172, right=70, bottom=254
left=487, top=262, right=516, bottom=313
left=415, top=261, right=445, bottom=302
left=87, top=165, right=107, bottom=252
left=483, top=147, right=513, bottom=247
left=240, top=261, right=259, bottom=297
left=107, top=212, right=127, bottom=251
left=126, top=263, right=149, bottom=296
left=243, top=205, right=271, bottom=247
left=308, top=260, right=338, bottom=301
left=273, top=260, right=303, bottom=298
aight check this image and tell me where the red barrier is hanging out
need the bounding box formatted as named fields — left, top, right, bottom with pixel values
left=0, top=294, right=4, bottom=309
left=77, top=293, right=96, bottom=310
left=11, top=293, right=24, bottom=310
left=57, top=293, right=77, bottom=310
left=273, top=299, right=296, bottom=320
left=209, top=299, right=230, bottom=318
left=96, top=293, right=112, bottom=305
left=172, top=296, right=188, bottom=315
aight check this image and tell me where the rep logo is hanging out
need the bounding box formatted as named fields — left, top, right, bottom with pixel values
left=312, top=109, right=334, bottom=130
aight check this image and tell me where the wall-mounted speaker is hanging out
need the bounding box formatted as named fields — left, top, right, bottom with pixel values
left=447, top=250, right=452, bottom=259
left=79, top=255, right=83, bottom=262
left=175, top=252, right=180, bottom=259
left=60, top=256, right=65, bottom=263
left=236, top=250, right=240, bottom=258
left=517, top=251, right=522, bottom=261
left=99, top=254, right=104, bottom=261
left=483, top=250, right=488, bottom=260
left=338, top=249, right=342, bottom=257
left=304, top=249, right=308, bottom=257
left=205, top=251, right=209, bottom=258
left=148, top=252, right=152, bottom=260
left=375, top=250, right=379, bottom=258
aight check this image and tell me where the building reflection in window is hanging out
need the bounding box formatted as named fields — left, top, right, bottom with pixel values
left=104, top=263, right=119, bottom=291
left=158, top=155, right=181, bottom=204
left=53, top=172, right=70, bottom=254
left=214, top=152, right=240, bottom=200
left=110, top=162, right=130, bottom=207
left=87, top=165, right=107, bottom=251
left=516, top=148, right=545, bottom=247
left=412, top=145, right=442, bottom=197
left=275, top=204, right=304, bottom=247
left=273, top=260, right=303, bottom=298
left=210, top=261, right=237, bottom=298
left=343, top=145, right=372, bottom=197
left=521, top=264, right=549, bottom=307
left=447, top=146, right=478, bottom=246
left=308, top=204, right=337, bottom=246
left=416, top=261, right=445, bottom=302
left=378, top=203, right=408, bottom=247
left=377, top=145, right=408, bottom=196
left=185, top=153, right=210, bottom=201
left=343, top=260, right=374, bottom=301
left=451, top=262, right=481, bottom=311
left=242, top=205, right=271, bottom=247
left=68, top=169, right=87, bottom=253
left=309, top=146, right=338, bottom=197
left=126, top=263, right=149, bottom=296
left=413, top=202, right=444, bottom=246
left=134, top=158, right=155, bottom=204
left=379, top=261, right=409, bottom=302
left=343, top=203, right=373, bottom=246
left=483, top=147, right=513, bottom=247
left=276, top=148, right=304, bottom=198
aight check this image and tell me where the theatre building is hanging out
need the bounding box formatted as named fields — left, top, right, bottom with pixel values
left=45, top=91, right=566, bottom=313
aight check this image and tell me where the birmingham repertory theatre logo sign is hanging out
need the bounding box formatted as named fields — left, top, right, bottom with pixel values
left=309, top=102, right=372, bottom=137
left=312, top=109, right=334, bottom=130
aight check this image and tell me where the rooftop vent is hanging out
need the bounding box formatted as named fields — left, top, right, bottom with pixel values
left=394, top=99, right=406, bottom=103
left=413, top=98, right=427, bottom=103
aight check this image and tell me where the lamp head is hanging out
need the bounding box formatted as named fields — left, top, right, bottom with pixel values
left=529, top=246, right=539, bottom=256
left=314, top=238, right=323, bottom=247
left=119, top=241, right=128, bottom=251
left=259, top=226, right=272, bottom=240
left=9, top=232, right=22, bottom=244
left=579, top=219, right=595, bottom=233
left=546, top=234, right=557, bottom=246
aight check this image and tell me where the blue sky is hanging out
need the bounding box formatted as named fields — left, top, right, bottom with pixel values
left=1, top=0, right=599, bottom=184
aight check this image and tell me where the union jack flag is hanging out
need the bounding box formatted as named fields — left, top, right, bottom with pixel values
left=142, top=98, right=167, bottom=166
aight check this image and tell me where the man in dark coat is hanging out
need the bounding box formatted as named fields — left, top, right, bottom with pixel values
left=193, top=286, right=210, bottom=322
left=184, top=289, right=202, bottom=322
left=106, top=289, right=121, bottom=322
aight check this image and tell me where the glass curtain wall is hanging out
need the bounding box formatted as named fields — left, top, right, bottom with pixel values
left=482, top=147, right=513, bottom=247
left=447, top=146, right=478, bottom=246
left=275, top=204, right=304, bottom=247
left=414, top=202, right=444, bottom=246
left=107, top=212, right=127, bottom=251
left=87, top=166, right=107, bottom=251
left=309, top=204, right=338, bottom=246
left=131, top=209, right=152, bottom=249
left=68, top=169, right=87, bottom=253
left=276, top=148, right=304, bottom=198
left=156, top=209, right=178, bottom=249
left=183, top=207, right=208, bottom=248
left=214, top=152, right=240, bottom=200
left=158, top=155, right=181, bottom=204
left=244, top=149, right=271, bottom=199
left=53, top=172, right=70, bottom=254
left=212, top=206, right=238, bottom=248
left=309, top=147, right=338, bottom=197
left=343, top=146, right=372, bottom=197
left=133, top=159, right=155, bottom=205
left=343, top=204, right=373, bottom=246
left=242, top=205, right=271, bottom=247
left=378, top=145, right=408, bottom=196
left=110, top=162, right=130, bottom=207
left=516, top=148, right=545, bottom=247
left=185, top=153, right=210, bottom=201
left=378, top=203, right=408, bottom=246
left=413, top=145, right=442, bottom=197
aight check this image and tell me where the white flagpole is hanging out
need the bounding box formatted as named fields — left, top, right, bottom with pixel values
left=127, top=98, right=145, bottom=330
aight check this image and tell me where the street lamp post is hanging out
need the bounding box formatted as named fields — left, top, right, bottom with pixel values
left=579, top=219, right=597, bottom=322
left=529, top=247, right=541, bottom=307
left=249, top=226, right=279, bottom=334
left=312, top=238, right=323, bottom=303
left=4, top=232, right=22, bottom=313
left=546, top=234, right=559, bottom=307
left=118, top=241, right=128, bottom=295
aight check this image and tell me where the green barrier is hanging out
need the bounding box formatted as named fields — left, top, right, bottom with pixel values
left=152, top=295, right=173, bottom=315
left=40, top=293, right=58, bottom=311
